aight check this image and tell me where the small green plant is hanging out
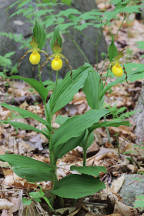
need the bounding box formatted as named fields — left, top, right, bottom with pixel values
left=0, top=52, right=17, bottom=78
left=134, top=195, right=144, bottom=209
left=23, top=186, right=53, bottom=210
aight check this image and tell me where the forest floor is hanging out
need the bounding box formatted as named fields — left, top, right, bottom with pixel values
left=0, top=1, right=144, bottom=216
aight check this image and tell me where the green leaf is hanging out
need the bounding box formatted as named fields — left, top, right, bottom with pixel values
left=79, top=130, right=94, bottom=150
left=61, top=0, right=72, bottom=6
left=89, top=119, right=130, bottom=132
left=33, top=21, right=46, bottom=49
left=108, top=36, right=118, bottom=62
left=0, top=154, right=53, bottom=182
left=4, top=51, right=15, bottom=58
left=51, top=174, right=105, bottom=199
left=75, top=23, right=91, bottom=31
left=124, top=63, right=144, bottom=82
left=29, top=191, right=44, bottom=199
left=0, top=120, right=47, bottom=136
left=50, top=28, right=63, bottom=51
left=136, top=41, right=144, bottom=50
left=120, top=5, right=141, bottom=13
left=10, top=76, right=48, bottom=103
left=111, top=0, right=121, bottom=5
left=102, top=75, right=125, bottom=96
left=1, top=103, right=48, bottom=127
left=135, top=195, right=144, bottom=200
left=49, top=64, right=89, bottom=114
left=52, top=109, right=109, bottom=149
left=22, top=198, right=32, bottom=206
left=58, top=8, right=81, bottom=17
left=54, top=132, right=85, bottom=160
left=57, top=23, right=74, bottom=31
left=55, top=115, right=69, bottom=125
left=134, top=200, right=144, bottom=208
left=83, top=66, right=104, bottom=109
left=70, top=166, right=106, bottom=177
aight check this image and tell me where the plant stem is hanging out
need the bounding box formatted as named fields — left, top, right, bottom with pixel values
left=38, top=64, right=42, bottom=82
left=103, top=64, right=110, bottom=88
left=44, top=104, right=57, bottom=186
left=117, top=13, right=127, bottom=36
left=83, top=132, right=90, bottom=167
left=43, top=196, right=54, bottom=210
left=55, top=70, right=59, bottom=87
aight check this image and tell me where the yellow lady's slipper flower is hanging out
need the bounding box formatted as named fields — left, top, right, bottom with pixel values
left=112, top=63, right=123, bottom=77
left=29, top=50, right=41, bottom=65
left=51, top=56, right=63, bottom=71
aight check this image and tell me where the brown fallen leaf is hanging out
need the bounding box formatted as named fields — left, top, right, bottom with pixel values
left=85, top=213, right=98, bottom=216
left=1, top=209, right=13, bottom=216
left=109, top=125, right=136, bottom=141
left=2, top=171, right=37, bottom=190
left=87, top=147, right=118, bottom=166
left=9, top=196, right=21, bottom=213
left=22, top=201, right=49, bottom=216
left=110, top=175, right=125, bottom=194
left=72, top=92, right=86, bottom=105
left=105, top=214, right=121, bottom=216
left=0, top=199, right=14, bottom=210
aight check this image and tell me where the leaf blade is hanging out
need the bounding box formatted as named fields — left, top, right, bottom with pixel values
left=83, top=66, right=104, bottom=109
left=53, top=109, right=109, bottom=149
left=49, top=63, right=89, bottom=114
left=1, top=103, right=48, bottom=126
left=10, top=76, right=48, bottom=103
left=70, top=166, right=106, bottom=177
left=51, top=174, right=105, bottom=199
left=0, top=154, right=53, bottom=182
left=0, top=120, right=47, bottom=136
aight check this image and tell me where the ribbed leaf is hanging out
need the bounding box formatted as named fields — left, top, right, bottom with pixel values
left=108, top=36, right=118, bottom=62
left=50, top=28, right=62, bottom=51
left=125, top=63, right=144, bottom=82
left=49, top=64, right=89, bottom=114
left=52, top=109, right=109, bottom=149
left=10, top=76, right=48, bottom=103
left=0, top=120, right=47, bottom=136
left=79, top=130, right=94, bottom=150
left=89, top=119, right=130, bottom=132
left=83, top=66, right=104, bottom=109
left=0, top=154, right=53, bottom=182
left=54, top=132, right=85, bottom=160
left=70, top=166, right=106, bottom=177
left=51, top=174, right=105, bottom=199
left=55, top=115, right=69, bottom=125
left=1, top=103, right=48, bottom=126
left=33, top=21, right=46, bottom=49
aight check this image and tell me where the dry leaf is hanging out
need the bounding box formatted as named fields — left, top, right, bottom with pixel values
left=1, top=209, right=13, bottom=216
left=0, top=199, right=14, bottom=210
left=111, top=175, right=125, bottom=193
left=105, top=214, right=121, bottom=216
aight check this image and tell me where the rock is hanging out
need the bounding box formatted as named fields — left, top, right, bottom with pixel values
left=119, top=174, right=144, bottom=206
left=0, top=0, right=107, bottom=80
left=133, top=82, right=144, bottom=144
left=0, top=0, right=33, bottom=78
